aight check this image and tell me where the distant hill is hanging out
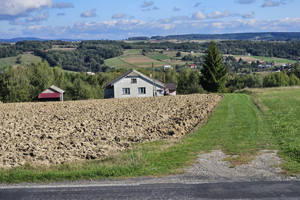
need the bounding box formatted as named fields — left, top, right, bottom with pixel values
left=150, top=32, right=300, bottom=41
left=0, top=37, right=81, bottom=43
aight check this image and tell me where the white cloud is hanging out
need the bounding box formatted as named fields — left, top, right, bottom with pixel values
left=212, top=22, right=225, bottom=29
left=192, top=10, right=232, bottom=20
left=242, top=11, right=255, bottom=18
left=26, top=12, right=49, bottom=22
left=81, top=9, right=97, bottom=18
left=192, top=11, right=206, bottom=20
left=261, top=0, right=288, bottom=7
left=112, top=13, right=125, bottom=19
left=21, top=17, right=300, bottom=40
left=207, top=10, right=232, bottom=19
left=0, top=0, right=52, bottom=18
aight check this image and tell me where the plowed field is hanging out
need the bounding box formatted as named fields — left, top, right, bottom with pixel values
left=0, top=94, right=222, bottom=168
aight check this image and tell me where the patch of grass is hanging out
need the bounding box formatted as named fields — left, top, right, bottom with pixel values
left=20, top=54, right=42, bottom=64
left=0, top=54, right=42, bottom=67
left=105, top=57, right=135, bottom=69
left=0, top=93, right=276, bottom=183
left=251, top=56, right=295, bottom=64
left=1, top=56, right=17, bottom=66
left=253, top=87, right=300, bottom=174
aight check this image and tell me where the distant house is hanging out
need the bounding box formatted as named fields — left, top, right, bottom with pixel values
left=38, top=85, right=65, bottom=101
left=103, top=69, right=164, bottom=98
left=165, top=83, right=177, bottom=96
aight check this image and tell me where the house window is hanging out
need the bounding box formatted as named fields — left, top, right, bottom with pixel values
left=131, top=78, right=137, bottom=84
left=122, top=88, right=130, bottom=95
left=138, top=87, right=146, bottom=94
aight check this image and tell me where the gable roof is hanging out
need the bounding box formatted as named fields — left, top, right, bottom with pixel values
left=103, top=69, right=164, bottom=88
left=49, top=85, right=65, bottom=94
left=40, top=85, right=65, bottom=94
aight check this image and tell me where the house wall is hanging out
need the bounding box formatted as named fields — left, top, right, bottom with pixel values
left=168, top=90, right=176, bottom=96
left=113, top=76, right=164, bottom=98
left=104, top=88, right=114, bottom=98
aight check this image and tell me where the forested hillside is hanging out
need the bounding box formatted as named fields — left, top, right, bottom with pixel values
left=149, top=32, right=300, bottom=41
left=1, top=40, right=300, bottom=72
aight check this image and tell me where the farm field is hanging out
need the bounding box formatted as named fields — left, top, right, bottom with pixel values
left=104, top=49, right=186, bottom=69
left=233, top=55, right=296, bottom=65
left=0, top=94, right=222, bottom=169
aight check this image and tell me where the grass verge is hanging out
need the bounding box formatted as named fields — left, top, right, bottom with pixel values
left=0, top=93, right=275, bottom=183
left=251, top=87, right=300, bottom=174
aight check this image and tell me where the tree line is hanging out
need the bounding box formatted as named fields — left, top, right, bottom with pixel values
left=0, top=62, right=128, bottom=103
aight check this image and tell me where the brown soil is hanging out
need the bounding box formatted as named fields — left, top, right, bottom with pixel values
left=0, top=94, right=222, bottom=168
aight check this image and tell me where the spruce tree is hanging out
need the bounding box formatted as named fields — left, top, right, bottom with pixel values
left=201, top=41, right=227, bottom=92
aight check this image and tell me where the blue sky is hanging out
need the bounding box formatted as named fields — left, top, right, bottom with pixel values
left=0, top=0, right=299, bottom=40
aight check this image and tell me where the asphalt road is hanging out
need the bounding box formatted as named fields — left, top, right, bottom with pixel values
left=1, top=181, right=300, bottom=200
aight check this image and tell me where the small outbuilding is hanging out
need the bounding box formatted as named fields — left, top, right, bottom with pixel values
left=38, top=85, right=65, bottom=101
left=165, top=83, right=177, bottom=96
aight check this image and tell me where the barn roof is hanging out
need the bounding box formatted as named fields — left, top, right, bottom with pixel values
left=49, top=85, right=65, bottom=94
left=103, top=69, right=164, bottom=88
left=38, top=93, right=61, bottom=99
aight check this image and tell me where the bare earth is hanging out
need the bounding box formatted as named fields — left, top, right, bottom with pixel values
left=0, top=94, right=222, bottom=168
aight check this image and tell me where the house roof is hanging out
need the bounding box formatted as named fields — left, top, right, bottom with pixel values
left=38, top=93, right=61, bottom=99
left=103, top=69, right=164, bottom=88
left=165, top=83, right=177, bottom=91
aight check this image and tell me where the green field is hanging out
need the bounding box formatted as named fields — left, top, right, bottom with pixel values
left=1, top=88, right=300, bottom=183
left=105, top=57, right=135, bottom=69
left=105, top=49, right=176, bottom=69
left=0, top=54, right=42, bottom=67
left=251, top=56, right=296, bottom=64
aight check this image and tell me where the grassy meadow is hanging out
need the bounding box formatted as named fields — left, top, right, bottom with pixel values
left=0, top=54, right=42, bottom=67
left=252, top=87, right=300, bottom=174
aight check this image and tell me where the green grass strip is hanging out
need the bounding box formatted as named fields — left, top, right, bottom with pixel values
left=254, top=87, right=300, bottom=174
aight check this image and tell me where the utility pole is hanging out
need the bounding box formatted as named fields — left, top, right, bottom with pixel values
left=152, top=62, right=156, bottom=96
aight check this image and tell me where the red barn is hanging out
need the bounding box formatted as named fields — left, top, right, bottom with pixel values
left=38, top=85, right=65, bottom=101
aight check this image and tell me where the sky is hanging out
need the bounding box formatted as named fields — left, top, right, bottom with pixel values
left=0, top=0, right=300, bottom=40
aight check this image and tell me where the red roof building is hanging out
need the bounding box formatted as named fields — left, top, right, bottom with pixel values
left=38, top=85, right=65, bottom=101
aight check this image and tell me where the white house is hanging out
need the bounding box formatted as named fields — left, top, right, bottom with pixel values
left=103, top=69, right=164, bottom=98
